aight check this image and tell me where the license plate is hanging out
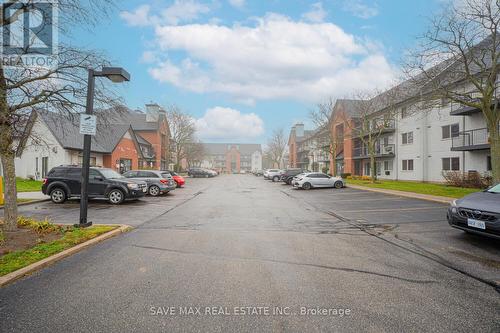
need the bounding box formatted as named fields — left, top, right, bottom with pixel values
left=467, top=218, right=486, bottom=230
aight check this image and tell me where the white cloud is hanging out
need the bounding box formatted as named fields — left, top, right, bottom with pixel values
left=120, top=5, right=154, bottom=27
left=302, top=2, right=327, bottom=23
left=343, top=1, right=379, bottom=19
left=120, top=1, right=210, bottom=27
left=140, top=51, right=158, bottom=63
left=147, top=13, right=396, bottom=104
left=162, top=0, right=211, bottom=25
left=228, top=0, right=245, bottom=8
left=195, top=107, right=264, bottom=140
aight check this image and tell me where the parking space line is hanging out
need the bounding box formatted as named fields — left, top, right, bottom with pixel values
left=339, top=206, right=446, bottom=213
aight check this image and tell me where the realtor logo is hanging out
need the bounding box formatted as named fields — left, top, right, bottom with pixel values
left=1, top=1, right=58, bottom=67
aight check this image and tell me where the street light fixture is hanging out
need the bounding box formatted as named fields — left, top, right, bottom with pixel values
left=77, top=67, right=130, bottom=228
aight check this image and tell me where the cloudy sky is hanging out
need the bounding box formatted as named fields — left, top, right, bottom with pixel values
left=72, top=0, right=446, bottom=143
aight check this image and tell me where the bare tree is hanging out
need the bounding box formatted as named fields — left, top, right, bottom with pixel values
left=185, top=141, right=205, bottom=168
left=309, top=98, right=343, bottom=175
left=341, top=90, right=399, bottom=182
left=166, top=105, right=197, bottom=171
left=266, top=128, right=287, bottom=168
left=0, top=1, right=119, bottom=231
left=406, top=0, right=500, bottom=182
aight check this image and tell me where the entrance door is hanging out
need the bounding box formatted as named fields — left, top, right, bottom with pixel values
left=119, top=159, right=132, bottom=174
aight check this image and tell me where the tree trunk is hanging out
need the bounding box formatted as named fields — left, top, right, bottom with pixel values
left=370, top=154, right=376, bottom=183
left=490, top=128, right=500, bottom=184
left=0, top=150, right=17, bottom=231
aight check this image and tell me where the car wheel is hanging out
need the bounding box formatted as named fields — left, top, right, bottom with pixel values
left=334, top=181, right=343, bottom=189
left=287, top=179, right=292, bottom=185
left=272, top=176, right=279, bottom=182
left=302, top=182, right=312, bottom=190
left=149, top=185, right=161, bottom=196
left=108, top=189, right=125, bottom=205
left=50, top=188, right=67, bottom=204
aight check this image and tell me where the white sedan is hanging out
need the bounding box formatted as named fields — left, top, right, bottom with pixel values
left=293, top=172, right=345, bottom=190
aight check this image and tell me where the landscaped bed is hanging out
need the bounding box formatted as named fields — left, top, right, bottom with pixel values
left=0, top=217, right=117, bottom=276
left=346, top=178, right=482, bottom=198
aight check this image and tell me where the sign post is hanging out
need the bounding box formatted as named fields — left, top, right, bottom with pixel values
left=76, top=67, right=130, bottom=228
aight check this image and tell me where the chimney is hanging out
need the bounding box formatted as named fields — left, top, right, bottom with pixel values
left=146, top=103, right=160, bottom=122
left=295, top=123, right=304, bottom=137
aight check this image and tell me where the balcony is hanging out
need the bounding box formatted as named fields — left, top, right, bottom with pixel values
left=352, top=144, right=395, bottom=159
left=451, top=127, right=491, bottom=151
left=354, top=119, right=396, bottom=138
left=449, top=90, right=498, bottom=116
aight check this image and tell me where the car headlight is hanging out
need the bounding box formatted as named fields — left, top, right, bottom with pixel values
left=450, top=200, right=458, bottom=214
left=127, top=183, right=139, bottom=190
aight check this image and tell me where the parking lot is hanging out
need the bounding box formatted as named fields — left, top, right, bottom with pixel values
left=1, top=174, right=499, bottom=332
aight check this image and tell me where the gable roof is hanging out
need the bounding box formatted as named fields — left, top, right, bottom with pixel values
left=38, top=110, right=136, bottom=154
left=202, top=143, right=262, bottom=155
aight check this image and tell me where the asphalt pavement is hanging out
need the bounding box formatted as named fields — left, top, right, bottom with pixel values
left=1, top=175, right=499, bottom=332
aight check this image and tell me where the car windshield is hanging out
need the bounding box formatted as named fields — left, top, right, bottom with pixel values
left=486, top=183, right=500, bottom=193
left=99, top=169, right=124, bottom=179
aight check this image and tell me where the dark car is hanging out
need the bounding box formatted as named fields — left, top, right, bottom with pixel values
left=123, top=170, right=176, bottom=196
left=42, top=166, right=147, bottom=204
left=187, top=167, right=213, bottom=178
left=447, top=183, right=500, bottom=240
left=280, top=168, right=305, bottom=185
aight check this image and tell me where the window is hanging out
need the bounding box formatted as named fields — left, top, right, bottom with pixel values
left=442, top=124, right=460, bottom=139
left=402, top=159, right=414, bottom=171
left=384, top=160, right=393, bottom=171
left=487, top=156, right=492, bottom=171
left=402, top=132, right=413, bottom=145
left=442, top=157, right=460, bottom=171
left=364, top=163, right=371, bottom=176
left=401, top=107, right=408, bottom=119
left=376, top=162, right=382, bottom=176
left=41, top=157, right=49, bottom=178
left=138, top=171, right=158, bottom=178
left=89, top=169, right=102, bottom=180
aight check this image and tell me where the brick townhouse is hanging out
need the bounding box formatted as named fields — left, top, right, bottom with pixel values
left=14, top=104, right=171, bottom=179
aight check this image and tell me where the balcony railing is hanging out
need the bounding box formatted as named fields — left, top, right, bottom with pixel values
left=450, top=90, right=498, bottom=116
left=451, top=127, right=491, bottom=151
left=352, top=144, right=395, bottom=158
left=353, top=119, right=396, bottom=137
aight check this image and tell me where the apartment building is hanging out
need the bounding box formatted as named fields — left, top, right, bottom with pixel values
left=200, top=143, right=262, bottom=173
left=288, top=123, right=330, bottom=172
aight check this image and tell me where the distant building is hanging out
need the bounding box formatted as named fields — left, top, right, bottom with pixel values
left=200, top=143, right=262, bottom=173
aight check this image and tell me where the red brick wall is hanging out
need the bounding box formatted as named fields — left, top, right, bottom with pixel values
left=108, top=135, right=139, bottom=171
left=330, top=111, right=355, bottom=175
left=138, top=131, right=160, bottom=168
left=225, top=147, right=241, bottom=173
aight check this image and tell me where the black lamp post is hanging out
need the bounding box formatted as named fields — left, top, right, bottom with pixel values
left=77, top=67, right=130, bottom=228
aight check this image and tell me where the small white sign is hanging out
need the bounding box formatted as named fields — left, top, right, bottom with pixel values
left=79, top=114, right=97, bottom=136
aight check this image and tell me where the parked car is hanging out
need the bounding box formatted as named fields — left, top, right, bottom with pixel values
left=42, top=166, right=147, bottom=204
left=187, top=168, right=212, bottom=178
left=123, top=170, right=176, bottom=196
left=293, top=172, right=345, bottom=190
left=280, top=168, right=305, bottom=185
left=264, top=169, right=282, bottom=181
left=447, top=183, right=500, bottom=240
left=166, top=170, right=186, bottom=188
left=252, top=170, right=263, bottom=176
left=207, top=169, right=218, bottom=176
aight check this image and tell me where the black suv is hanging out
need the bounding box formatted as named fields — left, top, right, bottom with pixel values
left=42, top=166, right=147, bottom=204
left=281, top=168, right=305, bottom=185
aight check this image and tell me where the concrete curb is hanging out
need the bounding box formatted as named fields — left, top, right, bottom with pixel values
left=0, top=224, right=132, bottom=287
left=347, top=184, right=455, bottom=204
left=0, top=198, right=50, bottom=210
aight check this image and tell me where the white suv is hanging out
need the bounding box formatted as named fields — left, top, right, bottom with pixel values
left=264, top=169, right=282, bottom=182
left=293, top=172, right=345, bottom=190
